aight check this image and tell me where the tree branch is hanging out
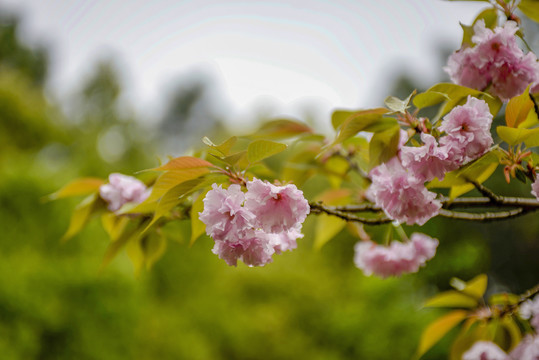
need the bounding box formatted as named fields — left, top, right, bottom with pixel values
left=438, top=208, right=527, bottom=222
left=309, top=202, right=391, bottom=225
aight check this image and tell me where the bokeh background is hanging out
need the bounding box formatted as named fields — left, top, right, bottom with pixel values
left=0, top=1, right=538, bottom=359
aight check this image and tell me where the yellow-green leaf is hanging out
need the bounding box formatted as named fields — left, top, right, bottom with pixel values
left=369, top=125, right=400, bottom=169
left=334, top=108, right=394, bottom=144
left=413, top=91, right=449, bottom=109
left=126, top=234, right=167, bottom=274
left=384, top=91, right=416, bottom=113
left=152, top=156, right=214, bottom=171
left=461, top=8, right=498, bottom=47
left=250, top=119, right=313, bottom=139
left=497, top=126, right=539, bottom=146
left=428, top=150, right=501, bottom=198
left=100, top=220, right=147, bottom=271
left=47, top=177, right=104, bottom=200
left=144, top=178, right=204, bottom=232
left=416, top=310, right=468, bottom=359
left=313, top=213, right=346, bottom=250
left=519, top=0, right=539, bottom=23
left=489, top=293, right=520, bottom=306
left=101, top=213, right=129, bottom=241
left=190, top=190, right=209, bottom=246
left=424, top=291, right=478, bottom=308
left=506, top=86, right=534, bottom=128
left=461, top=274, right=488, bottom=299
left=62, top=194, right=102, bottom=242
left=501, top=316, right=522, bottom=351
left=247, top=139, right=287, bottom=163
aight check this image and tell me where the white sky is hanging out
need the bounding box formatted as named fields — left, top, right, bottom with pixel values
left=1, top=0, right=486, bottom=129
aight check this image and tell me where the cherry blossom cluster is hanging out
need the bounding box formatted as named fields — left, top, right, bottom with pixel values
left=446, top=20, right=539, bottom=101
left=99, top=173, right=150, bottom=212
left=462, top=336, right=539, bottom=360
left=353, top=233, right=439, bottom=278
left=521, top=295, right=539, bottom=330
left=368, top=96, right=493, bottom=225
left=199, top=178, right=310, bottom=267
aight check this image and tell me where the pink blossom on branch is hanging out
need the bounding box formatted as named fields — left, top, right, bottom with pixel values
left=400, top=133, right=458, bottom=182
left=99, top=173, right=150, bottom=212
left=462, top=341, right=507, bottom=360
left=199, top=179, right=309, bottom=267
left=353, top=233, right=439, bottom=278
left=508, top=335, right=539, bottom=360
left=438, top=96, right=494, bottom=163
left=368, top=157, right=441, bottom=225
left=445, top=20, right=539, bottom=101
left=245, top=178, right=310, bottom=233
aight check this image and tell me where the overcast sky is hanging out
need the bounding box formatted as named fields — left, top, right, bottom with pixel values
left=1, top=0, right=486, bottom=129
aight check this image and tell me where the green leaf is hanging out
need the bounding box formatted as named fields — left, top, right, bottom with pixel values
left=416, top=310, right=468, bottom=359
left=334, top=108, right=394, bottom=144
left=152, top=156, right=214, bottom=171
left=413, top=91, right=449, bottom=109
left=461, top=8, right=498, bottom=47
left=506, top=86, right=534, bottom=128
left=428, top=150, right=501, bottom=198
left=368, top=125, right=401, bottom=169
left=501, top=316, right=522, bottom=350
left=100, top=219, right=148, bottom=271
left=127, top=234, right=167, bottom=274
left=218, top=150, right=247, bottom=166
left=489, top=293, right=520, bottom=306
left=250, top=119, right=313, bottom=139
left=190, top=190, right=209, bottom=246
left=519, top=0, right=539, bottom=23
left=461, top=274, right=488, bottom=299
left=101, top=214, right=129, bottom=241
left=424, top=291, right=478, bottom=308
left=497, top=126, right=539, bottom=146
left=384, top=91, right=416, bottom=113
left=62, top=194, right=103, bottom=242
left=144, top=178, right=204, bottom=232
left=247, top=139, right=287, bottom=163
left=313, top=213, right=346, bottom=250
left=47, top=177, right=104, bottom=200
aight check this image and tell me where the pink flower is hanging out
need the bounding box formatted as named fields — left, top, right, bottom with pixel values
left=439, top=96, right=493, bottom=163
left=445, top=20, right=539, bottom=101
left=99, top=173, right=150, bottom=212
left=353, top=233, right=439, bottom=278
left=508, top=335, right=539, bottom=360
left=245, top=178, right=310, bottom=233
left=212, top=231, right=276, bottom=267
left=200, top=179, right=309, bottom=267
left=400, top=133, right=458, bottom=181
left=520, top=295, right=539, bottom=330
left=199, top=184, right=255, bottom=242
left=368, top=157, right=441, bottom=225
left=462, top=341, right=507, bottom=360
left=531, top=177, right=539, bottom=201
left=271, top=225, right=303, bottom=254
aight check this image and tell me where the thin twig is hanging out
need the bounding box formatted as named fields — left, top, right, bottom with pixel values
left=309, top=202, right=391, bottom=225
left=438, top=208, right=527, bottom=222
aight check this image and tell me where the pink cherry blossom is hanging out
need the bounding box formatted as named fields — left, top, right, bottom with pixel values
left=353, top=233, right=439, bottom=278
left=508, top=335, right=539, bottom=360
left=199, top=184, right=255, bottom=242
left=245, top=178, right=310, bottom=233
left=368, top=157, right=441, bottom=225
left=400, top=133, right=458, bottom=181
left=99, top=173, right=150, bottom=212
left=438, top=96, right=493, bottom=163
left=462, top=341, right=507, bottom=360
left=520, top=295, right=539, bottom=330
left=212, top=230, right=276, bottom=267
left=200, top=179, right=309, bottom=267
left=445, top=20, right=539, bottom=101
left=531, top=177, right=539, bottom=201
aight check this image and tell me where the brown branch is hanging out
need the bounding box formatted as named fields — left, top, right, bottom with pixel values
left=309, top=202, right=391, bottom=225
left=438, top=208, right=528, bottom=222
left=493, top=283, right=539, bottom=319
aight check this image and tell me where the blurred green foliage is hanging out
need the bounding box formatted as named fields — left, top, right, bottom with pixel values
left=0, top=10, right=537, bottom=360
